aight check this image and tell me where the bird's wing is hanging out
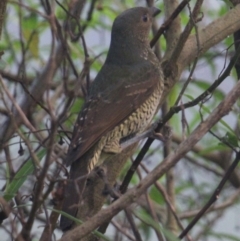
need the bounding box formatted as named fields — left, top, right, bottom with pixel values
left=65, top=62, right=161, bottom=165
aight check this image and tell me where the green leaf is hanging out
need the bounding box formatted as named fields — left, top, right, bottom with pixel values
left=70, top=98, right=84, bottom=113
left=184, top=95, right=236, bottom=135
left=135, top=210, right=181, bottom=241
left=222, top=132, right=240, bottom=147
left=22, top=13, right=39, bottom=57
left=203, top=105, right=235, bottom=135
left=184, top=94, right=194, bottom=101
left=3, top=149, right=45, bottom=201
left=198, top=143, right=228, bottom=155
left=192, top=80, right=225, bottom=100
left=149, top=186, right=164, bottom=205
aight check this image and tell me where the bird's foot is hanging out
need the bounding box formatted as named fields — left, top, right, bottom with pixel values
left=102, top=183, right=121, bottom=199
left=94, top=166, right=121, bottom=199
left=151, top=125, right=172, bottom=142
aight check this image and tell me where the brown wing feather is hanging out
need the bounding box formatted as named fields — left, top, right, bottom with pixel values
left=65, top=62, right=160, bottom=165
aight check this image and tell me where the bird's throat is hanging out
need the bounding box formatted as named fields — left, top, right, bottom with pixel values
left=106, top=37, right=149, bottom=65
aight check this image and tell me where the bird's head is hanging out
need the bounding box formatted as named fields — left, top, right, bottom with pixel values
left=112, top=7, right=161, bottom=43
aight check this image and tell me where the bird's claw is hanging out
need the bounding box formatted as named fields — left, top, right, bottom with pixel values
left=102, top=183, right=121, bottom=199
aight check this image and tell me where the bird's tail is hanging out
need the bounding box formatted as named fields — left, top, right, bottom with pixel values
left=60, top=141, right=105, bottom=231
left=60, top=157, right=90, bottom=231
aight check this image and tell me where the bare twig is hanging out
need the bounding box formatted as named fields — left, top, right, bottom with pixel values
left=179, top=189, right=240, bottom=219
left=124, top=208, right=143, bottom=241
left=150, top=0, right=191, bottom=47
left=169, top=0, right=204, bottom=65
left=19, top=121, right=57, bottom=240
left=179, top=151, right=240, bottom=239
left=111, top=219, right=136, bottom=241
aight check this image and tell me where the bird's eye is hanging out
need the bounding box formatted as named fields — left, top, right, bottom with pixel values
left=142, top=14, right=149, bottom=22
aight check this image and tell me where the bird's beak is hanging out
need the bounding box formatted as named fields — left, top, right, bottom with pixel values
left=150, top=7, right=161, bottom=17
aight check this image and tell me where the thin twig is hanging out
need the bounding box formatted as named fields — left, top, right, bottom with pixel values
left=124, top=208, right=143, bottom=241
left=169, top=0, right=204, bottom=65
left=150, top=0, right=191, bottom=47
left=20, top=121, right=58, bottom=240
left=111, top=219, right=136, bottom=241
left=179, top=188, right=240, bottom=219
left=140, top=163, right=193, bottom=241
left=179, top=151, right=240, bottom=239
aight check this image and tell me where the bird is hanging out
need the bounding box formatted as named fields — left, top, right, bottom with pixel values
left=60, top=6, right=163, bottom=231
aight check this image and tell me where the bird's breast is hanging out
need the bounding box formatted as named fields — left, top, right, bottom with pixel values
left=106, top=78, right=163, bottom=143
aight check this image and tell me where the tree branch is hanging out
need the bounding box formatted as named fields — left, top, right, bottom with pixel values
left=178, top=4, right=240, bottom=72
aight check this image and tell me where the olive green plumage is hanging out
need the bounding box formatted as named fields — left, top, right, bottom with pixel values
left=60, top=6, right=163, bottom=231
